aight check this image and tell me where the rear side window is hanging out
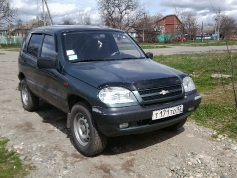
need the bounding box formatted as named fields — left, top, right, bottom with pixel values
left=27, top=34, right=43, bottom=57
left=41, top=35, right=56, bottom=58
left=22, top=33, right=31, bottom=53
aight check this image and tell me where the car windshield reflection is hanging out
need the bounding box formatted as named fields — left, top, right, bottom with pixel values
left=63, top=31, right=145, bottom=62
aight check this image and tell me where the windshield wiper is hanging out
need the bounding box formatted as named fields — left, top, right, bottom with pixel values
left=79, top=59, right=106, bottom=62
left=70, top=59, right=105, bottom=63
left=121, top=57, right=146, bottom=60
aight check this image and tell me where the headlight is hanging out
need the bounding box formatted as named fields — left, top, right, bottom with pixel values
left=182, top=77, right=196, bottom=93
left=98, top=87, right=137, bottom=104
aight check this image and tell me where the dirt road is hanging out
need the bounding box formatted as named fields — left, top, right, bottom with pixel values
left=0, top=50, right=237, bottom=177
left=143, top=45, right=237, bottom=56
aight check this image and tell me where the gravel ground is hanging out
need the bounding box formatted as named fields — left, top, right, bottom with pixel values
left=0, top=51, right=237, bottom=178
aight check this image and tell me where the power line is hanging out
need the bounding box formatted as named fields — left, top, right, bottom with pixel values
left=208, top=0, right=217, bottom=14
left=50, top=0, right=97, bottom=8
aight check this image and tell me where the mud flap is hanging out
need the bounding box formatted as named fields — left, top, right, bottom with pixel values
left=67, top=113, right=71, bottom=128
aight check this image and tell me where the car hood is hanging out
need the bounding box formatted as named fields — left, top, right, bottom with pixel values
left=64, top=59, right=184, bottom=88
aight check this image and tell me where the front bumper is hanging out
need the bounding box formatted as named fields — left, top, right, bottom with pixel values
left=92, top=93, right=201, bottom=137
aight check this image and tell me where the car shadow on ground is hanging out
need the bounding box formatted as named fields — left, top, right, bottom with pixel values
left=104, top=128, right=184, bottom=155
left=35, top=101, right=185, bottom=156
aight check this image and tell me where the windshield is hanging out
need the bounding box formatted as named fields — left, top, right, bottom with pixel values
left=63, top=31, right=146, bottom=62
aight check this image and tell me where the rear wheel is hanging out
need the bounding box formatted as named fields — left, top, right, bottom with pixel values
left=165, top=118, right=187, bottom=131
left=20, top=79, right=39, bottom=111
left=70, top=102, right=107, bottom=156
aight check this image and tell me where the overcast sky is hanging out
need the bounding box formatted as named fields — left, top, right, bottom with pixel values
left=11, top=0, right=237, bottom=25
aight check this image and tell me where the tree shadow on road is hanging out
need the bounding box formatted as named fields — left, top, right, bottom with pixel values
left=35, top=101, right=185, bottom=156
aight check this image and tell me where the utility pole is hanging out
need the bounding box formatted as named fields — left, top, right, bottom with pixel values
left=142, top=13, right=146, bottom=42
left=7, top=2, right=11, bottom=44
left=41, top=0, right=53, bottom=26
left=201, top=21, right=203, bottom=43
left=217, top=9, right=221, bottom=41
left=44, top=0, right=53, bottom=25
left=42, top=0, right=46, bottom=26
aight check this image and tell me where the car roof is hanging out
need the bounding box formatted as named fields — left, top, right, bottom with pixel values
left=31, top=25, right=123, bottom=34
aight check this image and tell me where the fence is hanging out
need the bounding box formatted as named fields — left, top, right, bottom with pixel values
left=0, top=36, right=23, bottom=44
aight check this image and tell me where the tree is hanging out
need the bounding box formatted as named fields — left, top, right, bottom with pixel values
left=39, top=13, right=51, bottom=26
left=14, top=18, right=23, bottom=36
left=135, top=14, right=163, bottom=42
left=83, top=16, right=91, bottom=25
left=77, top=12, right=91, bottom=25
left=184, top=13, right=198, bottom=40
left=219, top=15, right=237, bottom=40
left=97, top=0, right=145, bottom=31
left=62, top=18, right=76, bottom=25
left=175, top=9, right=199, bottom=40
left=0, top=0, right=16, bottom=25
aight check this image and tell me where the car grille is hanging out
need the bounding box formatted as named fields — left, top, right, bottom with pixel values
left=135, top=77, right=184, bottom=105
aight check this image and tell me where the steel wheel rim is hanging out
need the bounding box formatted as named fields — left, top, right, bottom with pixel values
left=74, top=113, right=90, bottom=146
left=22, top=85, right=29, bottom=106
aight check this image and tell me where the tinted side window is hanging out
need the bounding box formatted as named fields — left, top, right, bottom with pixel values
left=22, top=32, right=31, bottom=53
left=41, top=35, right=56, bottom=58
left=27, top=34, right=43, bottom=57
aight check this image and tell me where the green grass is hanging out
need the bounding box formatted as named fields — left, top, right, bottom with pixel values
left=154, top=53, right=236, bottom=93
left=139, top=44, right=168, bottom=49
left=0, top=137, right=31, bottom=177
left=154, top=52, right=237, bottom=140
left=192, top=104, right=237, bottom=139
left=0, top=43, right=21, bottom=48
left=0, top=44, right=21, bottom=52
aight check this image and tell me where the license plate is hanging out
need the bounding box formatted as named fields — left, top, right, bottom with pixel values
left=152, top=105, right=183, bottom=120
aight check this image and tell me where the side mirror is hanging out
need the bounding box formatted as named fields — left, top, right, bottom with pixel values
left=146, top=52, right=153, bottom=59
left=37, top=53, right=58, bottom=69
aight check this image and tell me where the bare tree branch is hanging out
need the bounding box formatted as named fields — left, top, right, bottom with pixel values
left=97, top=0, right=144, bottom=31
left=0, top=0, right=17, bottom=25
left=176, top=10, right=199, bottom=40
left=219, top=14, right=237, bottom=40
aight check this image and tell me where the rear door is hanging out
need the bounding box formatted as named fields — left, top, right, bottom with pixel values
left=19, top=33, right=43, bottom=96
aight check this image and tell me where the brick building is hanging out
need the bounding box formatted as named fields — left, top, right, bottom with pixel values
left=156, top=15, right=183, bottom=34
left=155, top=15, right=184, bottom=42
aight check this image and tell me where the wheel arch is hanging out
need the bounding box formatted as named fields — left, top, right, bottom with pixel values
left=18, top=72, right=25, bottom=81
left=66, top=94, right=92, bottom=129
left=67, top=94, right=92, bottom=112
left=18, top=72, right=25, bottom=91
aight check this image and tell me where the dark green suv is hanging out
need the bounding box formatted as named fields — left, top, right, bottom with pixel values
left=18, top=25, right=201, bottom=156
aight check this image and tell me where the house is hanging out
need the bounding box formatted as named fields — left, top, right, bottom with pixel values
left=127, top=28, right=138, bottom=39
left=0, top=26, right=28, bottom=44
left=156, top=15, right=184, bottom=42
left=156, top=14, right=183, bottom=34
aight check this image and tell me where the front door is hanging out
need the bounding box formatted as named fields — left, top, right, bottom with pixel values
left=36, top=34, right=66, bottom=111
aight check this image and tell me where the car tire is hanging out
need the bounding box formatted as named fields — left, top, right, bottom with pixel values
left=165, top=117, right=187, bottom=131
left=20, top=79, right=39, bottom=111
left=70, top=102, right=107, bottom=156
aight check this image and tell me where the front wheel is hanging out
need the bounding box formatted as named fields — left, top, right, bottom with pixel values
left=70, top=102, right=107, bottom=156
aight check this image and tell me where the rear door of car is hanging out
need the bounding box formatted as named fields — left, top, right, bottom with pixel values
left=19, top=33, right=43, bottom=96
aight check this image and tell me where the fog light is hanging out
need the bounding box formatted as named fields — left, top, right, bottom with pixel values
left=188, top=107, right=194, bottom=111
left=119, top=123, right=129, bottom=129
left=194, top=95, right=202, bottom=100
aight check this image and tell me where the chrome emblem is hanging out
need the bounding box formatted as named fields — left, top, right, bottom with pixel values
left=159, top=90, right=169, bottom=95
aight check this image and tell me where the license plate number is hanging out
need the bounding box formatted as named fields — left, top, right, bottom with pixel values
left=152, top=105, right=183, bottom=120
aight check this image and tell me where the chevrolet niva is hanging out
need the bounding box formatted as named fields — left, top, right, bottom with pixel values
left=18, top=25, right=201, bottom=156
